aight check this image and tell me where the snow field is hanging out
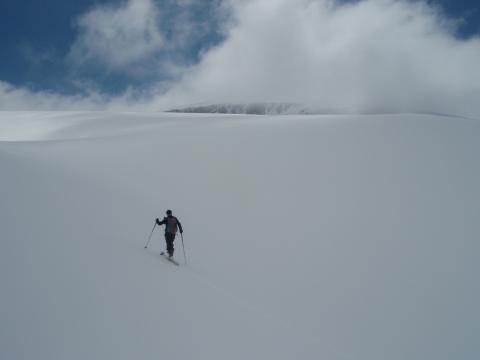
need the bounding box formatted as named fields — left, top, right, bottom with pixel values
left=1, top=112, right=479, bottom=360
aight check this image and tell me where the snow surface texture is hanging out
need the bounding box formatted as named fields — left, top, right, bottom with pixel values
left=1, top=112, right=479, bottom=360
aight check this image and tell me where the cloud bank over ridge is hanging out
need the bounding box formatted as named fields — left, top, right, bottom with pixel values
left=154, top=0, right=480, bottom=116
left=1, top=0, right=480, bottom=117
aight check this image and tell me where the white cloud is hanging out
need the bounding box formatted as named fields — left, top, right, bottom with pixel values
left=3, top=0, right=480, bottom=117
left=69, top=0, right=164, bottom=70
left=154, top=0, right=480, bottom=117
left=0, top=81, right=106, bottom=110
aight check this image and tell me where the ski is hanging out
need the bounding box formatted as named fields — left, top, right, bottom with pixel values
left=160, top=252, right=180, bottom=266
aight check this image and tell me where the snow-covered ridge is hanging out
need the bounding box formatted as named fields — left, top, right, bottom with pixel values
left=0, top=111, right=226, bottom=141
left=168, top=102, right=311, bottom=115
left=167, top=103, right=477, bottom=119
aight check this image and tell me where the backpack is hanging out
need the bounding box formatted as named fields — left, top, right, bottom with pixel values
left=166, top=216, right=178, bottom=234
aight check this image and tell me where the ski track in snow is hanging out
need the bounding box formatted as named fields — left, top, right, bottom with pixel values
left=148, top=247, right=340, bottom=360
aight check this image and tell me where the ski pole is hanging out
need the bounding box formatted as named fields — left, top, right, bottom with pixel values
left=180, top=232, right=187, bottom=265
left=144, top=222, right=157, bottom=249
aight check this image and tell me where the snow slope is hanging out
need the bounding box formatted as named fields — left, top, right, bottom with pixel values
left=1, top=111, right=479, bottom=360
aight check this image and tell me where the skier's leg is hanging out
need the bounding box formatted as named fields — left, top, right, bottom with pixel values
left=164, top=233, right=171, bottom=255
left=166, top=233, right=175, bottom=256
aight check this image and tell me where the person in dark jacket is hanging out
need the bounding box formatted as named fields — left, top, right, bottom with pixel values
left=156, top=210, right=183, bottom=258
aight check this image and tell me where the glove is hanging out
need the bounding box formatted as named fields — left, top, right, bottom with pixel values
left=155, top=218, right=160, bottom=225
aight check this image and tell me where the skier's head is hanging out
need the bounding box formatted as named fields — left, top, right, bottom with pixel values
left=166, top=209, right=172, bottom=216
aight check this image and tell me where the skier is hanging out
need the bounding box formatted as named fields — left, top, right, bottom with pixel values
left=156, top=210, right=183, bottom=258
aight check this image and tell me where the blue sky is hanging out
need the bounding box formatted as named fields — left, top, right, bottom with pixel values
left=0, top=0, right=224, bottom=95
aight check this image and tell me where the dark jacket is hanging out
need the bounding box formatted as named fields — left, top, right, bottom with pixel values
left=156, top=215, right=183, bottom=234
